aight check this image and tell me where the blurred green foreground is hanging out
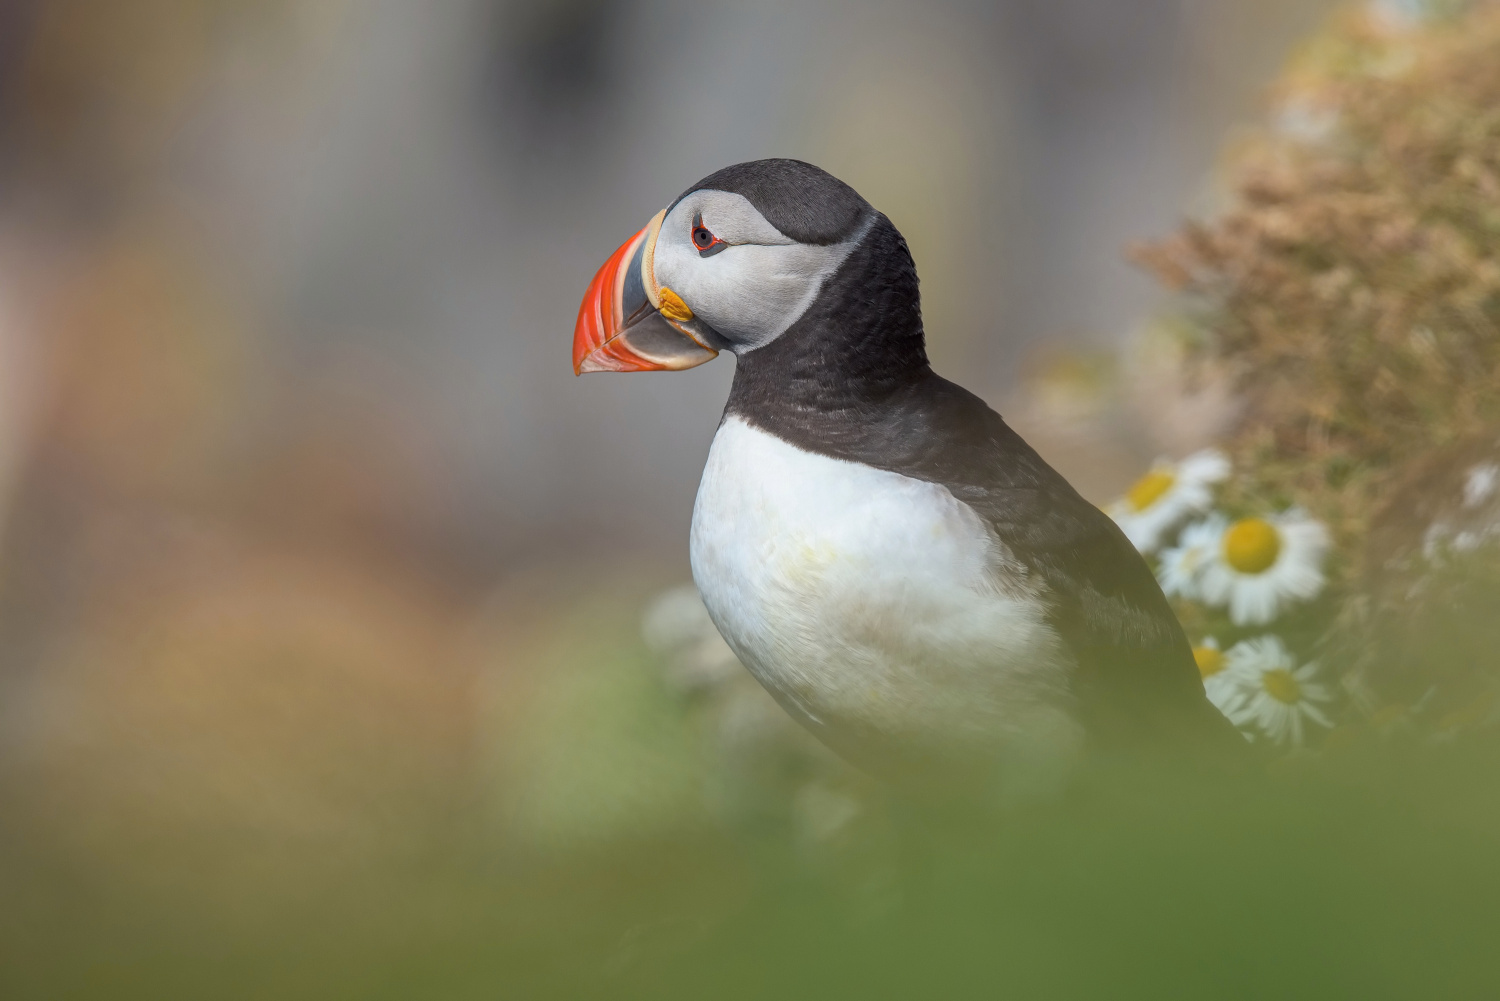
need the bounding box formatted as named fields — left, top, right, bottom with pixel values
left=2, top=586, right=1498, bottom=1000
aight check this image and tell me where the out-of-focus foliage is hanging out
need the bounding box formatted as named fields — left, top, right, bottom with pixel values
left=1131, top=0, right=1500, bottom=733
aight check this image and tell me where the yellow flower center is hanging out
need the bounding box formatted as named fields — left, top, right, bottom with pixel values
left=1193, top=646, right=1225, bottom=679
left=1261, top=668, right=1302, bottom=705
left=1126, top=470, right=1175, bottom=512
left=1223, top=518, right=1281, bottom=574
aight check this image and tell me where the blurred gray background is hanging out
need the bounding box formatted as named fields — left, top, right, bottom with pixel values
left=0, top=0, right=1338, bottom=575
left=271, top=0, right=1334, bottom=570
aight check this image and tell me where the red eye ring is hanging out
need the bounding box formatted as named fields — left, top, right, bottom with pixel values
left=691, top=212, right=725, bottom=255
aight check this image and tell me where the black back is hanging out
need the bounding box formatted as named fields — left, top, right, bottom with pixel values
left=725, top=206, right=1238, bottom=749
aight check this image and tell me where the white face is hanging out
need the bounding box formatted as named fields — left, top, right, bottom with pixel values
left=651, top=190, right=869, bottom=352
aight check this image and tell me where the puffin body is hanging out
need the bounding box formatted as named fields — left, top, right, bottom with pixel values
left=693, top=415, right=1080, bottom=781
left=574, top=159, right=1237, bottom=789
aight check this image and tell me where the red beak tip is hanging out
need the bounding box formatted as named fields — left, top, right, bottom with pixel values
left=572, top=225, right=656, bottom=375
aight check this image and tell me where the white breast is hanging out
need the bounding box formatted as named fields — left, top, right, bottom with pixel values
left=689, top=417, right=1080, bottom=772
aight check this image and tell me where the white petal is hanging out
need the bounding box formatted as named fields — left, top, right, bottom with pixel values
left=1178, top=449, right=1231, bottom=485
left=1229, top=575, right=1281, bottom=626
left=1198, top=564, right=1235, bottom=607
left=1300, top=702, right=1333, bottom=729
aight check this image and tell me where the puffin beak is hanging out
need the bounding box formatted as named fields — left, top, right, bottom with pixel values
left=573, top=209, right=721, bottom=374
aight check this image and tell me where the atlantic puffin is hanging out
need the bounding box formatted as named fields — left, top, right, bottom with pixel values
left=574, top=159, right=1239, bottom=792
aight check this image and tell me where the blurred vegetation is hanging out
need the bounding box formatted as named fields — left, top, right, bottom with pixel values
left=1134, top=0, right=1500, bottom=731
left=1137, top=1, right=1500, bottom=551
left=2, top=1, right=1500, bottom=997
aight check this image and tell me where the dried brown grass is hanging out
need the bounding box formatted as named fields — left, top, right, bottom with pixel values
left=1133, top=4, right=1500, bottom=719
left=1134, top=3, right=1500, bottom=575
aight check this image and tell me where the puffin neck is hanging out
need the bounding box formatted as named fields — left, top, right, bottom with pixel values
left=725, top=213, right=930, bottom=433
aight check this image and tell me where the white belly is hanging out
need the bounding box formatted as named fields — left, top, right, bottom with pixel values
left=689, top=417, right=1079, bottom=772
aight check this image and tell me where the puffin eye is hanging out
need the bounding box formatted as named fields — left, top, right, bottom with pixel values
left=691, top=213, right=727, bottom=256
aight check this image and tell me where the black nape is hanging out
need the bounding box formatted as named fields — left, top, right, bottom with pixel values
left=726, top=212, right=928, bottom=438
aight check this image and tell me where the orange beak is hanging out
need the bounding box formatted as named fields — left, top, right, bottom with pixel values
left=572, top=210, right=720, bottom=374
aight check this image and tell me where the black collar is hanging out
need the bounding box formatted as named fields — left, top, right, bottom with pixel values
left=726, top=212, right=931, bottom=455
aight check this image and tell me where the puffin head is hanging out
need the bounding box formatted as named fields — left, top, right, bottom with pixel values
left=572, top=159, right=879, bottom=373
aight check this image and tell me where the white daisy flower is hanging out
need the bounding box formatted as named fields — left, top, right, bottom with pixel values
left=1221, top=635, right=1333, bottom=746
left=1106, top=449, right=1230, bottom=555
left=1191, top=636, right=1246, bottom=718
left=642, top=584, right=741, bottom=694
left=1462, top=461, right=1499, bottom=509
left=1198, top=509, right=1330, bottom=626
left=1157, top=514, right=1229, bottom=600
